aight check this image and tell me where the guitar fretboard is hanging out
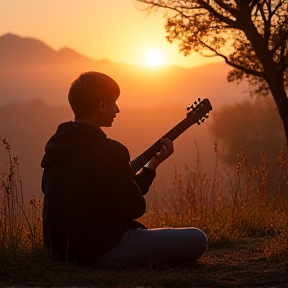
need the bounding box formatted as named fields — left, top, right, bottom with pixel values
left=130, top=116, right=194, bottom=174
left=130, top=98, right=212, bottom=174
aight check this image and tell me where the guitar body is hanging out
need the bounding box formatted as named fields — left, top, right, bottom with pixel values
left=130, top=98, right=213, bottom=174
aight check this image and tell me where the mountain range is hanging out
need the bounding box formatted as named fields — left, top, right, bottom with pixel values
left=0, top=33, right=249, bottom=108
left=0, top=33, right=94, bottom=66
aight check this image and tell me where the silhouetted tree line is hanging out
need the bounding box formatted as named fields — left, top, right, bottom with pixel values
left=209, top=97, right=285, bottom=168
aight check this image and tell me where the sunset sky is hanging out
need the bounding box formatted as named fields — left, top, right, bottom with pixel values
left=1, top=0, right=222, bottom=67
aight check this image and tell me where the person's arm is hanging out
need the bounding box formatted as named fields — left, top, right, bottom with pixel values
left=101, top=142, right=147, bottom=220
left=146, top=137, right=174, bottom=171
left=135, top=137, right=174, bottom=195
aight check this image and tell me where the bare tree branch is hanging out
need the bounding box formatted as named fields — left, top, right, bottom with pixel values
left=200, top=40, right=265, bottom=78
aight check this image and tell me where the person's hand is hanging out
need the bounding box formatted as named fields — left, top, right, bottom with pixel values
left=146, top=137, right=174, bottom=171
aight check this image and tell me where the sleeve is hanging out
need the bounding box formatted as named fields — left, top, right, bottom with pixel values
left=134, top=167, right=156, bottom=195
left=102, top=144, right=147, bottom=220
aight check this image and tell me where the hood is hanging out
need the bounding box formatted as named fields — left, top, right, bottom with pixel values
left=41, top=121, right=106, bottom=168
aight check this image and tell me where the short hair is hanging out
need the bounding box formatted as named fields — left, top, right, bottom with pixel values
left=68, top=71, right=120, bottom=117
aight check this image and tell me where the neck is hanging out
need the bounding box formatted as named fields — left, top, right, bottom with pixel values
left=74, top=116, right=101, bottom=129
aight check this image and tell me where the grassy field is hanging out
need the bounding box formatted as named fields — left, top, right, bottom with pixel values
left=0, top=139, right=288, bottom=287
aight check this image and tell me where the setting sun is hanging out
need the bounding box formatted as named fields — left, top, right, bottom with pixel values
left=145, top=50, right=163, bottom=67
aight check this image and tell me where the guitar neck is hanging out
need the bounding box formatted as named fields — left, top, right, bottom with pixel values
left=130, top=117, right=193, bottom=174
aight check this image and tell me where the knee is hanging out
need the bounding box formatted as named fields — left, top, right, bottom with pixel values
left=186, top=228, right=208, bottom=261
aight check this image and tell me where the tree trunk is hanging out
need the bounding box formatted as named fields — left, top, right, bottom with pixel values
left=267, top=80, right=288, bottom=145
left=238, top=3, right=288, bottom=144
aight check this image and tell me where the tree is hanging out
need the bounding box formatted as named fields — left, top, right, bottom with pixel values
left=137, top=0, right=288, bottom=144
left=208, top=97, right=285, bottom=166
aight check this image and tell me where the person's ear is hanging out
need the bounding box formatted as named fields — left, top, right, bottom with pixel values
left=98, top=101, right=106, bottom=114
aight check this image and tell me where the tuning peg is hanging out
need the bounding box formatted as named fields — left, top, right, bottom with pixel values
left=201, top=118, right=205, bottom=123
left=187, top=104, right=194, bottom=111
left=194, top=101, right=197, bottom=105
left=204, top=114, right=209, bottom=119
left=198, top=97, right=201, bottom=102
left=197, top=121, right=201, bottom=125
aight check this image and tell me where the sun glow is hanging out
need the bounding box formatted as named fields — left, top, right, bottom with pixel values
left=145, top=50, right=163, bottom=67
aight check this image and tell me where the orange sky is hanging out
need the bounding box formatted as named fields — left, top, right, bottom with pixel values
left=0, top=0, right=222, bottom=67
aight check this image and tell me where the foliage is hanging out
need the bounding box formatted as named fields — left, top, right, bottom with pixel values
left=139, top=0, right=288, bottom=92
left=138, top=0, right=288, bottom=142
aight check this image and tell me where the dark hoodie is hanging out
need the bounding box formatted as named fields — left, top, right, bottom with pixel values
left=41, top=121, right=155, bottom=265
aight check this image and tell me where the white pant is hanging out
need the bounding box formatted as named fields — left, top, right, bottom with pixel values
left=93, top=227, right=208, bottom=268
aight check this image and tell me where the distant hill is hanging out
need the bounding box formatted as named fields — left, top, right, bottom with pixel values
left=0, top=33, right=91, bottom=66
left=0, top=33, right=250, bottom=108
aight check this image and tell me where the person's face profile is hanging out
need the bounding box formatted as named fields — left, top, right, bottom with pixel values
left=99, top=96, right=119, bottom=127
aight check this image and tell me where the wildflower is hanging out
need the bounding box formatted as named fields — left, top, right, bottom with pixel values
left=2, top=138, right=11, bottom=150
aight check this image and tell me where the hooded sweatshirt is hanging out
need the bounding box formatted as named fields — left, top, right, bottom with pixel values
left=41, top=121, right=155, bottom=265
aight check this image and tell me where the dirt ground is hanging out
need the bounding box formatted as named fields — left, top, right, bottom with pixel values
left=185, top=242, right=288, bottom=287
left=0, top=239, right=287, bottom=288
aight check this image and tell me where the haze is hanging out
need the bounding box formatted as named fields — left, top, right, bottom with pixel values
left=0, top=33, right=251, bottom=202
left=0, top=0, right=222, bottom=68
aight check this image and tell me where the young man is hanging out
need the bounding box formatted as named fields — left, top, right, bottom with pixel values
left=41, top=71, right=207, bottom=267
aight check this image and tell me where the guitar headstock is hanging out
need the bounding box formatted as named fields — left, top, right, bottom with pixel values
left=186, top=98, right=212, bottom=125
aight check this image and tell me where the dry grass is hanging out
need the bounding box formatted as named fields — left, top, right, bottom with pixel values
left=142, top=141, right=288, bottom=261
left=0, top=138, right=287, bottom=286
left=0, top=138, right=43, bottom=263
